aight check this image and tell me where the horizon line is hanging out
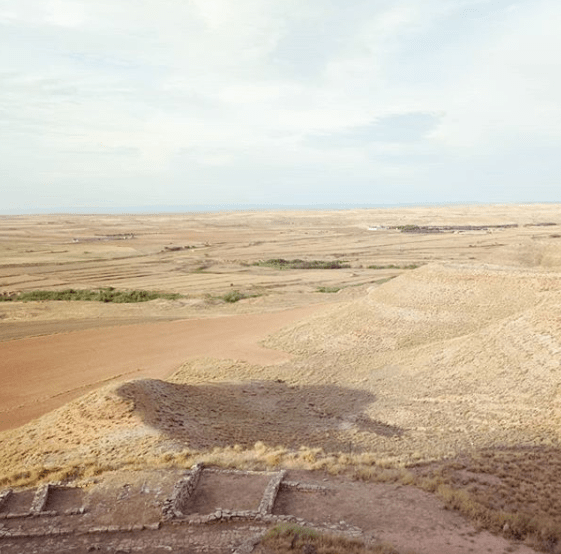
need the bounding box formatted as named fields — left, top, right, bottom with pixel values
left=2, top=200, right=561, bottom=216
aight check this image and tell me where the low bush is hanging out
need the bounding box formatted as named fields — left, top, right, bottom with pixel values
left=316, top=286, right=341, bottom=293
left=254, top=259, right=350, bottom=270
left=367, top=264, right=420, bottom=270
left=221, top=290, right=245, bottom=303
left=0, top=288, right=181, bottom=303
left=219, top=290, right=261, bottom=303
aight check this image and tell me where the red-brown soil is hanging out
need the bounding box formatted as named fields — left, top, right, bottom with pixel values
left=0, top=305, right=327, bottom=432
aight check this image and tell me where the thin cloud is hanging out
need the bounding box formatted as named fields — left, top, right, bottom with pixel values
left=0, top=0, right=559, bottom=212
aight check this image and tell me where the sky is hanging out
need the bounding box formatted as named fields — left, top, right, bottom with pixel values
left=1, top=0, right=560, bottom=213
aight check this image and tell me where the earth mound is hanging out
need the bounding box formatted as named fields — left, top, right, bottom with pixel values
left=2, top=260, right=561, bottom=483
left=262, top=263, right=561, bottom=459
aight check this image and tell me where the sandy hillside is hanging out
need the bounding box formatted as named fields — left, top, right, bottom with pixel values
left=1, top=205, right=561, bottom=483
left=2, top=250, right=561, bottom=483
left=264, top=260, right=561, bottom=458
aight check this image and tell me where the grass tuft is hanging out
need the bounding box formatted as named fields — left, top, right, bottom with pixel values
left=221, top=290, right=246, bottom=303
left=219, top=289, right=261, bottom=303
left=258, top=523, right=404, bottom=554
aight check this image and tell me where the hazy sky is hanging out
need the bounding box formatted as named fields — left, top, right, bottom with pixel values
left=1, top=0, right=560, bottom=213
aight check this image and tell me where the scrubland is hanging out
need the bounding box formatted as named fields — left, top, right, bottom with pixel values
left=2, top=204, right=561, bottom=550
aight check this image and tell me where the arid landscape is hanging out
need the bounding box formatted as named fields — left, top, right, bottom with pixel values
left=2, top=204, right=561, bottom=553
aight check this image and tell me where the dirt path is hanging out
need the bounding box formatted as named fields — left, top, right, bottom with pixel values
left=0, top=305, right=327, bottom=432
left=274, top=471, right=538, bottom=554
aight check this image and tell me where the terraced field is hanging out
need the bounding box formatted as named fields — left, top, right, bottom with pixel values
left=4, top=206, right=558, bottom=300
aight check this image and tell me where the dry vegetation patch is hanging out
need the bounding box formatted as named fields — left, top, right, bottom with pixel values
left=412, top=446, right=561, bottom=552
left=257, top=524, right=405, bottom=554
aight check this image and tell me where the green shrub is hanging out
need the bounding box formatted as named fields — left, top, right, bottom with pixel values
left=316, top=286, right=341, bottom=293
left=254, top=259, right=350, bottom=270
left=199, top=287, right=266, bottom=304
left=368, top=264, right=420, bottom=270
left=396, top=224, right=421, bottom=232
left=1, top=288, right=181, bottom=303
left=222, top=290, right=245, bottom=303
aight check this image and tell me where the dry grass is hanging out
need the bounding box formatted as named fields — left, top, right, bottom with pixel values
left=3, top=427, right=560, bottom=553
left=256, top=524, right=408, bottom=554
left=411, top=446, right=561, bottom=552
left=0, top=439, right=413, bottom=490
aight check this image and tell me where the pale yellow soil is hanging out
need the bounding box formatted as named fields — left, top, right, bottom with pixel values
left=1, top=204, right=561, bottom=480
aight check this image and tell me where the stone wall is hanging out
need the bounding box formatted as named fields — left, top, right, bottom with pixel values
left=162, top=463, right=204, bottom=519
left=0, top=470, right=365, bottom=545
left=0, top=489, right=12, bottom=511
left=30, top=484, right=50, bottom=514
left=0, top=484, right=86, bottom=521
left=258, top=470, right=286, bottom=515
left=163, top=467, right=287, bottom=521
